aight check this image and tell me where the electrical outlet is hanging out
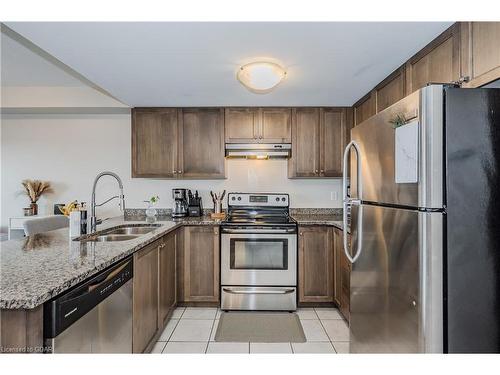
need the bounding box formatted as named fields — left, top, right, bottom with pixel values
left=331, top=191, right=339, bottom=201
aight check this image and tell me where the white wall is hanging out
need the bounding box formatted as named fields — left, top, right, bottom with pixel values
left=0, top=113, right=342, bottom=232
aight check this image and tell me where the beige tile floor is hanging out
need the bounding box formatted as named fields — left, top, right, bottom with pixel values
left=151, top=307, right=350, bottom=354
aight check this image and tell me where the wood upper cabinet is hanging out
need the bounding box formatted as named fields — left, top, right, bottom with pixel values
left=289, top=108, right=350, bottom=178
left=461, top=22, right=500, bottom=88
left=133, top=239, right=160, bottom=353
left=406, top=23, right=461, bottom=94
left=353, top=93, right=376, bottom=126
left=132, top=108, right=178, bottom=178
left=260, top=108, right=291, bottom=142
left=158, top=231, right=176, bottom=327
left=289, top=108, right=320, bottom=178
left=375, top=66, right=407, bottom=112
left=298, top=226, right=334, bottom=303
left=225, top=108, right=259, bottom=143
left=178, top=108, right=225, bottom=179
left=132, top=107, right=225, bottom=179
left=321, top=108, right=350, bottom=177
left=181, top=226, right=220, bottom=303
left=224, top=107, right=291, bottom=143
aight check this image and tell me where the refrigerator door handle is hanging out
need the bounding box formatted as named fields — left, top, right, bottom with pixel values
left=342, top=140, right=363, bottom=264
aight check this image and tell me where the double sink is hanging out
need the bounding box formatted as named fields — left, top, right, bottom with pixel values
left=76, top=224, right=162, bottom=242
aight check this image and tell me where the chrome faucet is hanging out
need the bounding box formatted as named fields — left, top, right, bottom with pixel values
left=90, top=171, right=125, bottom=232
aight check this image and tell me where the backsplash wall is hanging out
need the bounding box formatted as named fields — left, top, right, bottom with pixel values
left=0, top=112, right=343, bottom=232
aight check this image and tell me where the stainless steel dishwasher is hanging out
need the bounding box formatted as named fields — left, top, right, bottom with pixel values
left=44, top=257, right=133, bottom=353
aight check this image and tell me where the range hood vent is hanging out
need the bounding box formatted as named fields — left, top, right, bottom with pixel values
left=225, top=143, right=291, bottom=159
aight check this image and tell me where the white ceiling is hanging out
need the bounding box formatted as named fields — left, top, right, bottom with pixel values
left=5, top=22, right=453, bottom=107
left=1, top=30, right=85, bottom=87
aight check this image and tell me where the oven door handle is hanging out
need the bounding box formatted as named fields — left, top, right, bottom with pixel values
left=221, top=228, right=296, bottom=234
left=222, top=287, right=295, bottom=295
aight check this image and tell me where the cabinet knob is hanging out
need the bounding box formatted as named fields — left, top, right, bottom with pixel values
left=320, top=169, right=324, bottom=173
left=259, top=135, right=263, bottom=139
left=173, top=170, right=177, bottom=174
left=179, top=170, right=183, bottom=174
left=299, top=232, right=303, bottom=236
left=315, top=169, right=319, bottom=174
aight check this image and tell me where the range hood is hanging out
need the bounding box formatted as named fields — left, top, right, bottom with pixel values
left=225, top=143, right=292, bottom=159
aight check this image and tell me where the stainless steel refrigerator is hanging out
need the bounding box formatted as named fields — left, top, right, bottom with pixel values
left=342, top=84, right=500, bottom=353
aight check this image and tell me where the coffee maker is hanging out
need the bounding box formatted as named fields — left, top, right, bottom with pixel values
left=172, top=188, right=188, bottom=217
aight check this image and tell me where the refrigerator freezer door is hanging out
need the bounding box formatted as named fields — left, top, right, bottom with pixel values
left=350, top=85, right=444, bottom=209
left=349, top=204, right=443, bottom=353
left=445, top=87, right=500, bottom=353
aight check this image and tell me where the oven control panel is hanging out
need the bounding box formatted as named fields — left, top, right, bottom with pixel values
left=228, top=193, right=289, bottom=207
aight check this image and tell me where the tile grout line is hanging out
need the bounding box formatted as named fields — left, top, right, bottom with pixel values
left=205, top=316, right=218, bottom=353
left=156, top=341, right=167, bottom=353
left=164, top=317, right=181, bottom=342
left=314, top=307, right=351, bottom=353
left=316, top=314, right=336, bottom=352
left=320, top=315, right=351, bottom=353
left=160, top=316, right=183, bottom=353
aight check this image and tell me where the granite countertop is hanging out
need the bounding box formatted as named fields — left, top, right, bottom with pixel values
left=0, top=215, right=221, bottom=310
left=0, top=210, right=345, bottom=310
left=289, top=208, right=344, bottom=230
left=291, top=214, right=344, bottom=230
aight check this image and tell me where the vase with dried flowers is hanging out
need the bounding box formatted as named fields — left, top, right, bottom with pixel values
left=21, top=179, right=54, bottom=216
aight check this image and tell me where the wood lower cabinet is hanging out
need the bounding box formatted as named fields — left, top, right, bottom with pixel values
left=178, top=108, right=225, bottom=178
left=290, top=108, right=350, bottom=178
left=132, top=108, right=178, bottom=178
left=461, top=22, right=500, bottom=88
left=158, top=231, right=176, bottom=327
left=224, top=107, right=291, bottom=143
left=179, top=226, right=220, bottom=303
left=298, top=226, right=334, bottom=303
left=333, top=227, right=350, bottom=321
left=0, top=306, right=43, bottom=353
left=133, top=239, right=160, bottom=353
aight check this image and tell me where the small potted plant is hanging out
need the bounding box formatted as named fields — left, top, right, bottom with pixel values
left=144, top=195, right=160, bottom=218
left=21, top=179, right=54, bottom=215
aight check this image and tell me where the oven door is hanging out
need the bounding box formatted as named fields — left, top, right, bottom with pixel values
left=221, top=228, right=297, bottom=286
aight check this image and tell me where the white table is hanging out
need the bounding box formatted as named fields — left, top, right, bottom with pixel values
left=8, top=215, right=54, bottom=240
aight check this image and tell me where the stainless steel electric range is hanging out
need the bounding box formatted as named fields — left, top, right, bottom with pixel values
left=220, top=193, right=297, bottom=311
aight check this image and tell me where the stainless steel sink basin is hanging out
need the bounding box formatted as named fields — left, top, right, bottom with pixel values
left=75, top=224, right=162, bottom=242
left=85, top=234, right=140, bottom=242
left=105, top=226, right=159, bottom=235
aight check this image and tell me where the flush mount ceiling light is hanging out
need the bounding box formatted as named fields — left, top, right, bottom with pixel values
left=237, top=62, right=287, bottom=94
